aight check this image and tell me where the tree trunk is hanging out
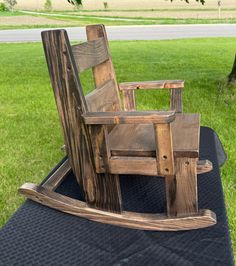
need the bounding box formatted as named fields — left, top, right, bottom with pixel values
left=228, top=53, right=236, bottom=84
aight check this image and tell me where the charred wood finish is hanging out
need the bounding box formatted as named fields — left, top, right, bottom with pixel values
left=123, top=90, right=136, bottom=111
left=20, top=183, right=216, bottom=231
left=19, top=25, right=216, bottom=231
left=42, top=159, right=71, bottom=191
left=154, top=123, right=175, bottom=176
left=171, top=88, right=183, bottom=113
left=86, top=24, right=121, bottom=110
left=119, top=81, right=183, bottom=114
left=71, top=38, right=109, bottom=73
left=119, top=80, right=184, bottom=90
left=83, top=111, right=175, bottom=125
left=85, top=79, right=120, bottom=112
left=166, top=158, right=198, bottom=217
left=42, top=30, right=121, bottom=213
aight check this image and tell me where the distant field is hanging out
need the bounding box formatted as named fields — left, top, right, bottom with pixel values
left=15, top=0, right=236, bottom=11
left=0, top=15, right=75, bottom=26
left=68, top=10, right=236, bottom=19
left=1, top=9, right=236, bottom=30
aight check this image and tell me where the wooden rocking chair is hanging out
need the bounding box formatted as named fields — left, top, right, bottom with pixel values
left=20, top=25, right=216, bottom=231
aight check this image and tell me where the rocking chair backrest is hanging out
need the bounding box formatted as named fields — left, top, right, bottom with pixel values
left=42, top=29, right=95, bottom=198
left=71, top=24, right=121, bottom=112
left=42, top=27, right=122, bottom=212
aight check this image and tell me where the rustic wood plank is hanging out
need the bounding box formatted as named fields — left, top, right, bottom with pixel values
left=86, top=25, right=120, bottom=102
left=166, top=158, right=198, bottom=217
left=108, top=114, right=199, bottom=158
left=71, top=37, right=109, bottom=73
left=172, top=114, right=200, bottom=157
left=89, top=125, right=110, bottom=173
left=42, top=29, right=88, bottom=188
left=42, top=159, right=71, bottom=191
left=108, top=156, right=211, bottom=176
left=19, top=183, right=216, bottom=231
left=122, top=89, right=136, bottom=111
left=85, top=79, right=120, bottom=112
left=109, top=156, right=158, bottom=176
left=171, top=88, right=183, bottom=113
left=119, top=80, right=184, bottom=91
left=197, top=160, right=213, bottom=174
left=83, top=111, right=175, bottom=125
left=154, top=123, right=175, bottom=176
left=42, top=29, right=122, bottom=213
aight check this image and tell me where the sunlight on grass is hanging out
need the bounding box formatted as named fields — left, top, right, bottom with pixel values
left=0, top=39, right=235, bottom=255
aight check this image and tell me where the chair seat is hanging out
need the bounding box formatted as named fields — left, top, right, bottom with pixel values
left=108, top=114, right=200, bottom=158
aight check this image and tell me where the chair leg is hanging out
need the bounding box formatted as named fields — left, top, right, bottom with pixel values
left=166, top=158, right=198, bottom=217
left=86, top=173, right=122, bottom=213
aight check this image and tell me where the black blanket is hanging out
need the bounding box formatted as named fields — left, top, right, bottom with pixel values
left=0, top=127, right=234, bottom=266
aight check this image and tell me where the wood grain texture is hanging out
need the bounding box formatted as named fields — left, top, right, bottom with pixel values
left=89, top=125, right=111, bottom=173
left=171, top=88, right=183, bottom=113
left=86, top=25, right=121, bottom=107
left=42, top=159, right=71, bottom=191
left=19, top=26, right=216, bottom=231
left=108, top=157, right=213, bottom=176
left=42, top=29, right=121, bottom=213
left=172, top=114, right=200, bottom=157
left=83, top=111, right=175, bottom=125
left=109, top=156, right=157, bottom=176
left=197, top=160, right=213, bottom=174
left=85, top=79, right=120, bottom=112
left=19, top=183, right=216, bottom=231
left=155, top=123, right=175, bottom=176
left=71, top=37, right=109, bottom=73
left=119, top=80, right=184, bottom=90
left=42, top=29, right=88, bottom=187
left=122, top=89, right=136, bottom=111
left=108, top=114, right=199, bottom=158
left=166, top=158, right=198, bottom=217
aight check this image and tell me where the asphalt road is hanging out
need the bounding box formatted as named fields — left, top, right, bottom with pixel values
left=1, top=24, right=236, bottom=42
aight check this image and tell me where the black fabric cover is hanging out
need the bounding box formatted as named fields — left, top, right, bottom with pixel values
left=0, top=127, right=234, bottom=266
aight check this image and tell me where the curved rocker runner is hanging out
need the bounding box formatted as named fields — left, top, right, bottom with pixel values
left=20, top=25, right=216, bottom=231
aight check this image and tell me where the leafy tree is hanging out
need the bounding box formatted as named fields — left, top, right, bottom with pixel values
left=67, top=0, right=82, bottom=7
left=44, top=0, right=52, bottom=11
left=172, top=0, right=205, bottom=4
left=4, top=0, right=17, bottom=11
left=67, top=0, right=206, bottom=6
left=0, top=2, right=9, bottom=11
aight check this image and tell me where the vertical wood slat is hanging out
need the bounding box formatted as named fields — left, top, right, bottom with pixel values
left=170, top=88, right=183, bottom=113
left=71, top=37, right=109, bottom=73
left=42, top=29, right=122, bottom=213
left=86, top=24, right=121, bottom=111
left=123, top=90, right=136, bottom=111
left=165, top=158, right=198, bottom=216
left=154, top=123, right=175, bottom=176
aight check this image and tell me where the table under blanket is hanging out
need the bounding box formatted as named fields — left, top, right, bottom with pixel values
left=0, top=127, right=234, bottom=266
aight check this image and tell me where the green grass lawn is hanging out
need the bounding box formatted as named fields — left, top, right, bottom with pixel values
left=0, top=38, right=235, bottom=255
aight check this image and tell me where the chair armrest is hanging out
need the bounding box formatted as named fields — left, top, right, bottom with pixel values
left=119, top=80, right=184, bottom=91
left=83, top=111, right=175, bottom=125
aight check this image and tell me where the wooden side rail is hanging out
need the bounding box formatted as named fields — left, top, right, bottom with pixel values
left=119, top=80, right=184, bottom=112
left=83, top=111, right=175, bottom=125
left=119, top=80, right=184, bottom=91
